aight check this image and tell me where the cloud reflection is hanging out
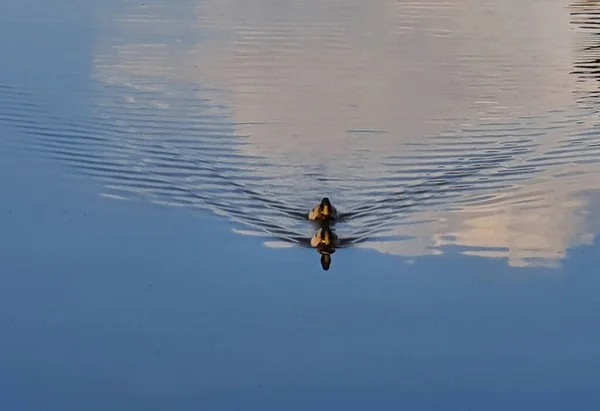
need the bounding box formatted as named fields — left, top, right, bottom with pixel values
left=81, top=0, right=600, bottom=268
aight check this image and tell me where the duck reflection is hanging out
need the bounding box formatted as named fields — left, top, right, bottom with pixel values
left=310, top=226, right=338, bottom=271
left=308, top=197, right=342, bottom=271
left=307, top=197, right=341, bottom=269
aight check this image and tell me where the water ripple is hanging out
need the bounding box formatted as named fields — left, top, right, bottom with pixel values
left=3, top=0, right=600, bottom=269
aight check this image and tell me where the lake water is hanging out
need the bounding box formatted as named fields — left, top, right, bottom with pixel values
left=2, top=0, right=600, bottom=409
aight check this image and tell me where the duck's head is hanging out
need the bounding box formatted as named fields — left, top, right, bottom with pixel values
left=320, top=197, right=333, bottom=218
left=320, top=253, right=332, bottom=270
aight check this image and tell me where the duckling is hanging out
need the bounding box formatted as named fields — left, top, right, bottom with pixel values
left=308, top=197, right=338, bottom=222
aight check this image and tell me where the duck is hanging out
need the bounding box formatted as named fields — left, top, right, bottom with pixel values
left=310, top=226, right=338, bottom=271
left=308, top=197, right=338, bottom=222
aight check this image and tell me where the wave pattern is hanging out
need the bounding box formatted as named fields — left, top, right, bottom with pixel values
left=0, top=82, right=321, bottom=244
left=3, top=0, right=600, bottom=268
left=572, top=1, right=600, bottom=108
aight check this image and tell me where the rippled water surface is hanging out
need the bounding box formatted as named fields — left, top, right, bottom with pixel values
left=3, top=0, right=600, bottom=409
left=3, top=1, right=600, bottom=269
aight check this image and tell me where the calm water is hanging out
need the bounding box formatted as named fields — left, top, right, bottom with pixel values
left=2, top=0, right=600, bottom=409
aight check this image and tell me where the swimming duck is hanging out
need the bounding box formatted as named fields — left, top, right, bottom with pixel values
left=308, top=197, right=338, bottom=222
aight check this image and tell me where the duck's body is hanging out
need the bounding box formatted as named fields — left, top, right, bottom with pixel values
left=310, top=226, right=339, bottom=249
left=308, top=197, right=338, bottom=222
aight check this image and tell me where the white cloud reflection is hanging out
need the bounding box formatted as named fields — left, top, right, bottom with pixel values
left=92, top=0, right=600, bottom=268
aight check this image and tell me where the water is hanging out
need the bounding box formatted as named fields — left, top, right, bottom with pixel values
left=2, top=0, right=600, bottom=409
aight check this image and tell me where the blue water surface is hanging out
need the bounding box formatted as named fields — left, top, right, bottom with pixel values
left=2, top=0, right=600, bottom=410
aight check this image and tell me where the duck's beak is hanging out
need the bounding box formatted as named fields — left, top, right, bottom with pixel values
left=322, top=204, right=330, bottom=217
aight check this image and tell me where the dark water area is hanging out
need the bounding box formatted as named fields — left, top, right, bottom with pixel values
left=2, top=0, right=600, bottom=409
